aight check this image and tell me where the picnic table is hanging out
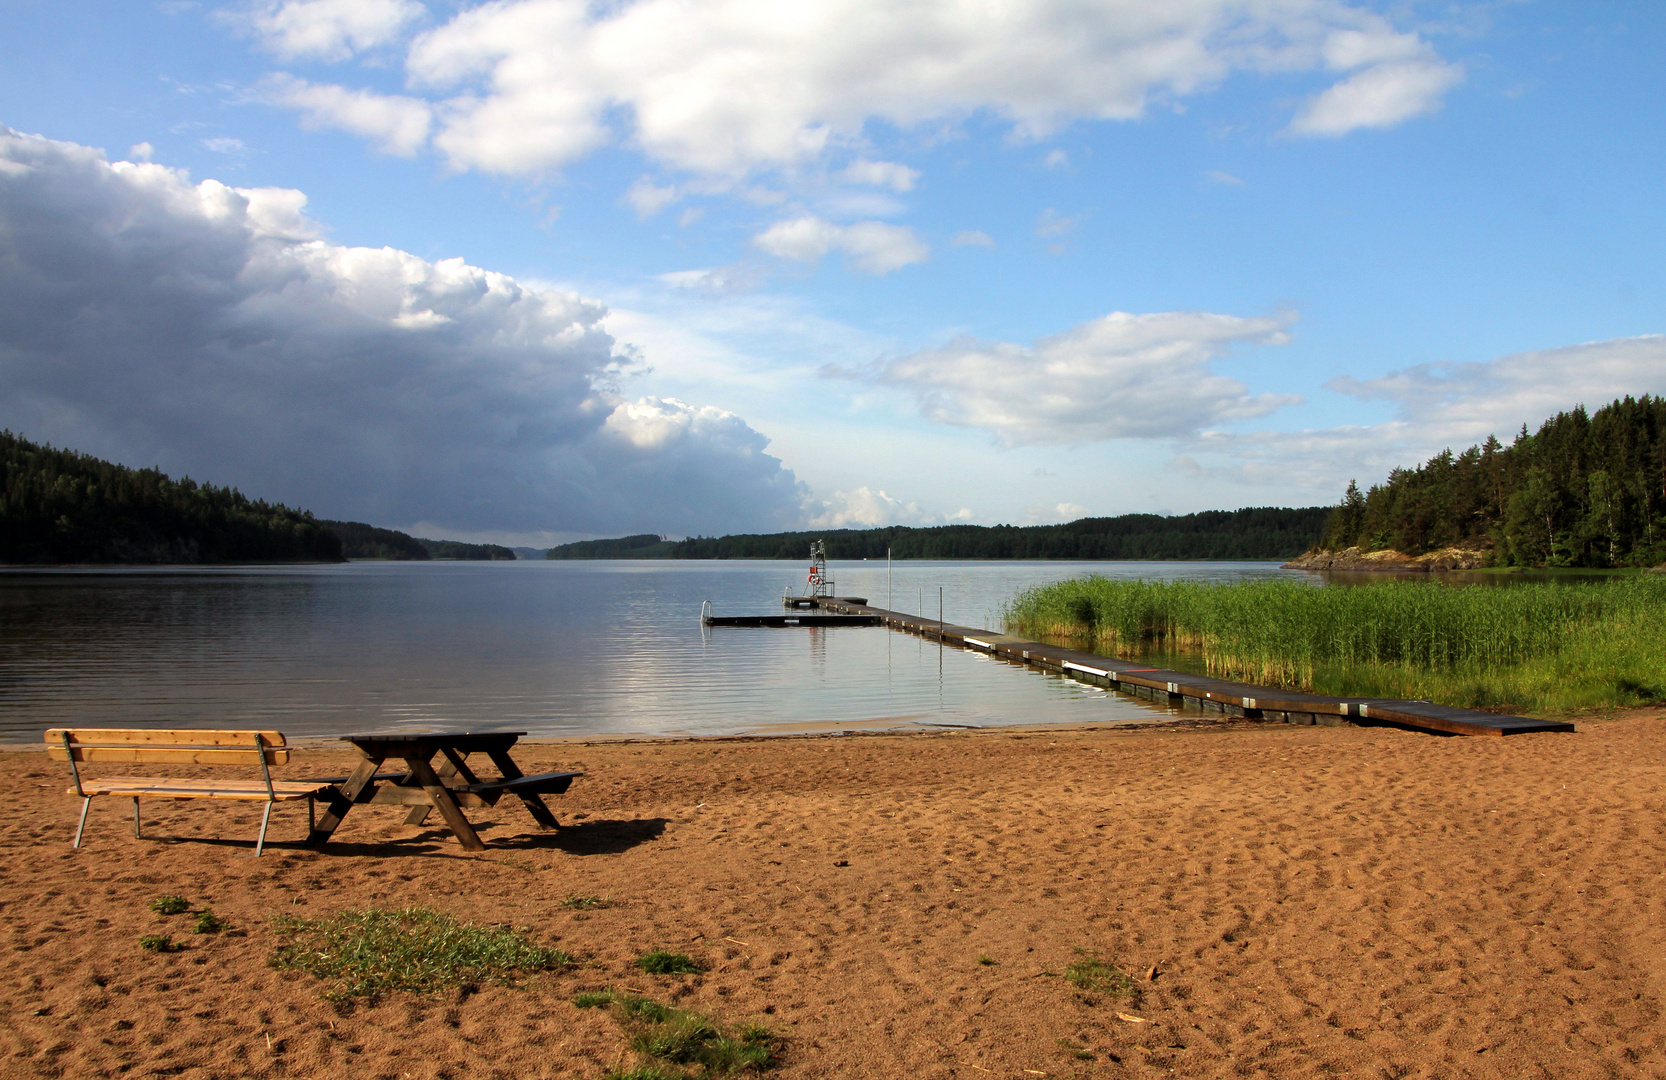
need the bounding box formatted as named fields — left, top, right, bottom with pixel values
left=305, top=731, right=580, bottom=851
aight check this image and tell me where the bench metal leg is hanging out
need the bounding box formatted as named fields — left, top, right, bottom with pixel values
left=132, top=797, right=141, bottom=839
left=255, top=802, right=274, bottom=857
left=72, top=797, right=91, bottom=849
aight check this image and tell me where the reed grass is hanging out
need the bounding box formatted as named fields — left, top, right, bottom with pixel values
left=1003, top=575, right=1666, bottom=715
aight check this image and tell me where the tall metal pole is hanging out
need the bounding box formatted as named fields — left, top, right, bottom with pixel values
left=887, top=547, right=892, bottom=610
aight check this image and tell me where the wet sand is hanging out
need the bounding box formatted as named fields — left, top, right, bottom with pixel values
left=3, top=709, right=1664, bottom=1078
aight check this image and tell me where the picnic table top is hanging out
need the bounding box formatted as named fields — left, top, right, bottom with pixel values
left=338, top=730, right=527, bottom=747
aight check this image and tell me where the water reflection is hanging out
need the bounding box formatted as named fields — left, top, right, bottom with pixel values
left=0, top=560, right=1306, bottom=743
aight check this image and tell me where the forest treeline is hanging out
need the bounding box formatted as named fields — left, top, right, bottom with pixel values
left=321, top=520, right=516, bottom=561
left=1320, top=395, right=1666, bottom=568
left=547, top=508, right=1330, bottom=561
left=0, top=431, right=341, bottom=564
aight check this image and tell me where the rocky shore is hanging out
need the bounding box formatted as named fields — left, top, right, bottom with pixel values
left=1282, top=545, right=1489, bottom=571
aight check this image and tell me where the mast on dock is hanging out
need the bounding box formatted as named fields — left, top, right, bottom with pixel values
left=784, top=539, right=834, bottom=607
left=806, top=539, right=833, bottom=598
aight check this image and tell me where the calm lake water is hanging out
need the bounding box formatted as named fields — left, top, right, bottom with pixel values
left=0, top=559, right=1314, bottom=744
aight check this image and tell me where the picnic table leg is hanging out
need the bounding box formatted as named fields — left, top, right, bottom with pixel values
left=404, top=755, right=485, bottom=851
left=485, top=748, right=563, bottom=831
left=307, top=751, right=385, bottom=845
left=403, top=749, right=481, bottom=826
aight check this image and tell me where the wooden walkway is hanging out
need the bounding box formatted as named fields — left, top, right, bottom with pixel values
left=805, top=597, right=1574, bottom=738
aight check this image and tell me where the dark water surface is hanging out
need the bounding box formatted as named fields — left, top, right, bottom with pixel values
left=0, top=559, right=1310, bottom=744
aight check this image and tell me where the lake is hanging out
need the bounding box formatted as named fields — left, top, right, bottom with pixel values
left=0, top=559, right=1314, bottom=744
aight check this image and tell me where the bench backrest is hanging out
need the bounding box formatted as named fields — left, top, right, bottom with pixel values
left=45, top=729, right=290, bottom=766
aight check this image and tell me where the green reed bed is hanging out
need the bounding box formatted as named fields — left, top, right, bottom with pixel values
left=1003, top=576, right=1666, bottom=715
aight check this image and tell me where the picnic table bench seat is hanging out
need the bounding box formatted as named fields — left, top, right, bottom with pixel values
left=47, top=728, right=332, bottom=856
left=461, top=771, right=581, bottom=797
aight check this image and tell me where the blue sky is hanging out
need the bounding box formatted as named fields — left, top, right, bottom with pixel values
left=1, top=0, right=1662, bottom=543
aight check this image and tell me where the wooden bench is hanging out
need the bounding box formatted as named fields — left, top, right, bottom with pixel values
left=47, top=728, right=335, bottom=856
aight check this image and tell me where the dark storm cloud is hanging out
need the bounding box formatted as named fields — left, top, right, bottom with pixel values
left=0, top=128, right=805, bottom=537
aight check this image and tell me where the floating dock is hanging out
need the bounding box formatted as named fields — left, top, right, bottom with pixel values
left=703, top=613, right=882, bottom=628
left=793, top=596, right=1575, bottom=738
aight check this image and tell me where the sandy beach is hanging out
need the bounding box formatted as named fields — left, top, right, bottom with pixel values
left=4, top=709, right=1665, bottom=1079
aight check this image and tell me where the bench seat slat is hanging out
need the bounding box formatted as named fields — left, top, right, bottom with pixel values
left=73, top=778, right=333, bottom=801
left=48, top=747, right=291, bottom=765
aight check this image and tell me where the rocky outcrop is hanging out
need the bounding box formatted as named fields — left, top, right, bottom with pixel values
left=1282, top=546, right=1490, bottom=572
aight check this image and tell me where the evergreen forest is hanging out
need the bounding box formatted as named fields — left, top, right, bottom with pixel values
left=321, top=520, right=516, bottom=560
left=1319, top=395, right=1666, bottom=568
left=323, top=519, right=429, bottom=560
left=548, top=507, right=1330, bottom=561
left=0, top=431, right=342, bottom=564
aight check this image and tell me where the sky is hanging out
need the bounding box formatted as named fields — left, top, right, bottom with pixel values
left=0, top=0, right=1662, bottom=546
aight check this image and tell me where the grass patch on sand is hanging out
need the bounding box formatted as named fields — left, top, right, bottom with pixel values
left=635, top=949, right=705, bottom=975
left=577, top=989, right=776, bottom=1078
left=269, top=906, right=571, bottom=1000
left=1004, top=575, right=1666, bottom=715
left=139, top=933, right=179, bottom=953
left=149, top=895, right=190, bottom=916
left=561, top=895, right=615, bottom=910
left=1063, top=952, right=1138, bottom=1000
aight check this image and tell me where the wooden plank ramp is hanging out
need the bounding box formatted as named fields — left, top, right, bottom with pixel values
left=808, top=597, right=1574, bottom=737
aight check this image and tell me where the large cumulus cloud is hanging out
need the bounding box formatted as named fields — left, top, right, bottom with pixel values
left=0, top=128, right=805, bottom=537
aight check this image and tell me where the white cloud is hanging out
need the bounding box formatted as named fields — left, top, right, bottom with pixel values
left=1329, top=334, right=1666, bottom=443
left=241, top=0, right=423, bottom=62
left=752, top=215, right=929, bottom=275
left=950, top=229, right=994, bottom=248
left=1043, top=148, right=1069, bottom=169
left=840, top=159, right=919, bottom=192
left=655, top=263, right=766, bottom=295
left=128, top=142, right=155, bottom=162
left=201, top=137, right=249, bottom=155
left=804, top=486, right=932, bottom=528
left=1205, top=169, right=1243, bottom=185
left=1034, top=208, right=1077, bottom=237
left=260, top=74, right=432, bottom=155
left=625, top=177, right=679, bottom=218
left=0, top=128, right=807, bottom=537
left=867, top=310, right=1301, bottom=446
left=253, top=0, right=1458, bottom=179
left=1289, top=59, right=1463, bottom=136
left=1193, top=334, right=1666, bottom=498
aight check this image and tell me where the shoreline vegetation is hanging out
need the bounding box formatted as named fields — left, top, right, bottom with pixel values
left=0, top=430, right=342, bottom=564
left=0, top=431, right=515, bottom=564
left=546, top=506, right=1329, bottom=560
left=322, top=519, right=515, bottom=562
left=1003, top=575, right=1666, bottom=715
